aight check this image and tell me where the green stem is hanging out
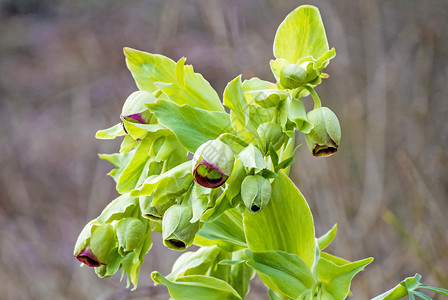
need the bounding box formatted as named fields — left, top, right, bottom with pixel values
left=305, top=85, right=322, bottom=109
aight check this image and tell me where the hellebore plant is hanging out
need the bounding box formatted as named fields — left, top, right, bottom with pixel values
left=74, top=5, right=448, bottom=300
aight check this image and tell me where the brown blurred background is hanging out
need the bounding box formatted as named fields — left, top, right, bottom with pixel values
left=1, top=0, right=447, bottom=299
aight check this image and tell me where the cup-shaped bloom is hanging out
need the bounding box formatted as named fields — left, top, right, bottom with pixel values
left=304, top=107, right=341, bottom=157
left=162, top=204, right=199, bottom=251
left=241, top=175, right=272, bottom=213
left=74, top=223, right=115, bottom=267
left=121, top=91, right=157, bottom=124
left=192, top=139, right=234, bottom=188
left=257, top=122, right=285, bottom=152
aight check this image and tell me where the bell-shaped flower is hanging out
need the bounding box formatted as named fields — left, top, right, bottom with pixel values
left=192, top=139, right=234, bottom=188
left=74, top=222, right=116, bottom=267
left=162, top=204, right=199, bottom=250
left=304, top=107, right=341, bottom=157
left=241, top=175, right=272, bottom=213
left=121, top=91, right=157, bottom=124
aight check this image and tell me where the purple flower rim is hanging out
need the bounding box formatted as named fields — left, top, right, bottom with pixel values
left=75, top=248, right=103, bottom=267
left=193, top=160, right=229, bottom=189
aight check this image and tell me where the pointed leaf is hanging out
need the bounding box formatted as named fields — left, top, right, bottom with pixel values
left=317, top=256, right=374, bottom=299
left=148, top=100, right=233, bottom=153
left=152, top=272, right=243, bottom=300
left=245, top=250, right=314, bottom=299
left=96, top=123, right=125, bottom=140
left=243, top=171, right=315, bottom=267
left=124, top=47, right=176, bottom=92
left=273, top=5, right=329, bottom=63
left=317, top=224, right=338, bottom=250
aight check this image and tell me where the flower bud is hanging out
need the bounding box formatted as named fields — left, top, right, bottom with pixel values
left=241, top=175, right=272, bottom=213
left=121, top=91, right=156, bottom=124
left=280, top=63, right=309, bottom=89
left=304, top=107, right=341, bottom=157
left=192, top=139, right=234, bottom=188
left=74, top=223, right=115, bottom=267
left=257, top=122, right=285, bottom=152
left=162, top=204, right=199, bottom=250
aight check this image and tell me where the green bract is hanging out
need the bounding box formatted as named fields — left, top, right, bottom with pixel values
left=74, top=4, right=448, bottom=300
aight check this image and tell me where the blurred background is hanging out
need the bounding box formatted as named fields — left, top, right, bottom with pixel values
left=1, top=0, right=447, bottom=299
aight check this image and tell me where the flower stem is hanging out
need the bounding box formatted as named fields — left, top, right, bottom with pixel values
left=305, top=85, right=322, bottom=108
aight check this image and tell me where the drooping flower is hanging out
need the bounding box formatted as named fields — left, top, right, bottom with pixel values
left=162, top=204, right=199, bottom=250
left=74, top=222, right=115, bottom=268
left=75, top=247, right=103, bottom=267
left=304, top=107, right=341, bottom=157
left=121, top=91, right=157, bottom=124
left=192, top=139, right=234, bottom=188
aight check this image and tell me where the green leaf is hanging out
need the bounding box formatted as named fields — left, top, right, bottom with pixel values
left=411, top=291, right=432, bottom=300
left=116, top=137, right=153, bottom=193
left=96, top=194, right=140, bottom=223
left=242, top=77, right=277, bottom=91
left=245, top=250, right=315, bottom=299
left=277, top=135, right=296, bottom=176
left=269, top=144, right=279, bottom=167
left=317, top=256, right=374, bottom=299
left=148, top=100, right=233, bottom=153
left=124, top=47, right=176, bottom=92
left=229, top=250, right=255, bottom=299
left=197, top=208, right=247, bottom=248
left=238, top=144, right=269, bottom=171
left=244, top=89, right=287, bottom=108
left=273, top=5, right=329, bottom=63
left=223, top=75, right=259, bottom=143
left=286, top=97, right=313, bottom=134
left=419, top=284, right=448, bottom=296
left=243, top=171, right=315, bottom=267
left=154, top=57, right=224, bottom=112
left=120, top=134, right=139, bottom=153
left=320, top=252, right=350, bottom=266
left=371, top=282, right=409, bottom=300
left=151, top=272, right=243, bottom=300
left=317, top=224, right=338, bottom=250
left=99, top=151, right=132, bottom=183
left=130, top=161, right=193, bottom=206
left=217, top=133, right=248, bottom=154
left=268, top=289, right=283, bottom=300
left=167, top=245, right=223, bottom=281
left=223, top=159, right=247, bottom=205
left=96, top=123, right=125, bottom=140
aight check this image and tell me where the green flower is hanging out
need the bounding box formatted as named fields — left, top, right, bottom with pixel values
left=162, top=204, right=200, bottom=250
left=241, top=175, right=272, bottom=213
left=304, top=107, right=341, bottom=157
left=121, top=91, right=157, bottom=124
left=74, top=222, right=115, bottom=267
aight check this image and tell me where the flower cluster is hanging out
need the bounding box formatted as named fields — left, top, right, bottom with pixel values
left=73, top=6, right=371, bottom=300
